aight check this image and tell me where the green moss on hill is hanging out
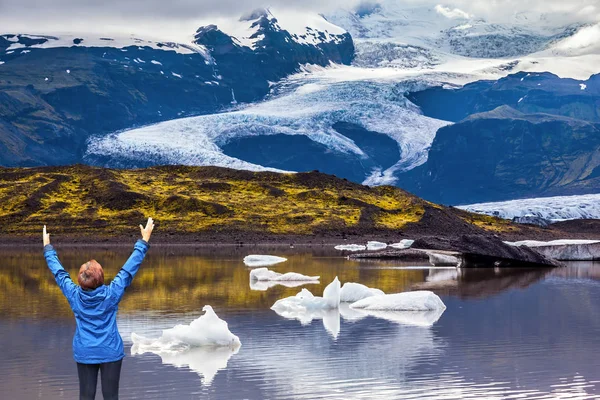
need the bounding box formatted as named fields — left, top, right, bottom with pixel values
left=0, top=165, right=514, bottom=239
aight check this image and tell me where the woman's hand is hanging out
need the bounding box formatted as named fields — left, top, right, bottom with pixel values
left=43, top=225, right=51, bottom=247
left=139, top=217, right=155, bottom=243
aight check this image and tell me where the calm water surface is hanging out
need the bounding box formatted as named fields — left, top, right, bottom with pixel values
left=1, top=245, right=599, bottom=399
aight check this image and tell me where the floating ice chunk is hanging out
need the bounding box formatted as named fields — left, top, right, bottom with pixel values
left=271, top=277, right=341, bottom=312
left=0, top=61, right=4, bottom=65
left=243, top=255, right=288, bottom=267
left=367, top=241, right=387, bottom=251
left=350, top=291, right=446, bottom=312
left=172, top=72, right=182, bottom=78
left=132, top=343, right=239, bottom=386
left=580, top=83, right=587, bottom=90
left=131, top=305, right=241, bottom=349
left=66, top=69, right=70, bottom=73
left=389, top=239, right=414, bottom=249
left=334, top=244, right=367, bottom=251
left=151, top=60, right=162, bottom=65
left=250, top=279, right=319, bottom=291
left=323, top=276, right=341, bottom=309
left=340, top=282, right=384, bottom=303
left=428, top=253, right=459, bottom=266
left=350, top=308, right=445, bottom=327
left=250, top=267, right=319, bottom=282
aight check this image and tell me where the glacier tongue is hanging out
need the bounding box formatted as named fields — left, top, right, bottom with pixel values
left=459, top=193, right=600, bottom=222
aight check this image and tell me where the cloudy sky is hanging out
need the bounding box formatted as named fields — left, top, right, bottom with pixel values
left=0, top=0, right=598, bottom=39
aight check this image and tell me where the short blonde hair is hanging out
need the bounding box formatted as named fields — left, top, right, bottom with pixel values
left=78, top=260, right=104, bottom=290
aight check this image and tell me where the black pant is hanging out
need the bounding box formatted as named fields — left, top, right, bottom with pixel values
left=76, top=359, right=122, bottom=400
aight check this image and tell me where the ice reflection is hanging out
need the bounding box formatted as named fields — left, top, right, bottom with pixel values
left=131, top=344, right=239, bottom=386
left=272, top=307, right=341, bottom=339
left=249, top=279, right=319, bottom=291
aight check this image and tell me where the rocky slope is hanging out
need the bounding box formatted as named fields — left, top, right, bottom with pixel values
left=0, top=165, right=550, bottom=243
left=401, top=73, right=600, bottom=205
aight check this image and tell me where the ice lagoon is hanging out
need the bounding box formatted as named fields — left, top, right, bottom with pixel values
left=1, top=246, right=600, bottom=399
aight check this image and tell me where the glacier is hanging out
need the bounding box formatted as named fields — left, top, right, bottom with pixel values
left=459, top=193, right=600, bottom=222
left=77, top=3, right=600, bottom=184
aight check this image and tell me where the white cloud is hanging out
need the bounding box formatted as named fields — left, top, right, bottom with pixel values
left=434, top=4, right=471, bottom=19
left=0, top=0, right=598, bottom=39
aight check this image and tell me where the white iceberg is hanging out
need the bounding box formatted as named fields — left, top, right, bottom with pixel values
left=131, top=305, right=241, bottom=349
left=243, top=255, right=287, bottom=267
left=339, top=282, right=384, bottom=303
left=367, top=241, right=388, bottom=251
left=350, top=291, right=446, bottom=312
left=334, top=244, right=367, bottom=251
left=250, top=267, right=319, bottom=282
left=428, top=252, right=459, bottom=266
left=132, top=343, right=239, bottom=386
left=389, top=239, right=415, bottom=249
left=250, top=279, right=319, bottom=291
left=271, top=277, right=341, bottom=312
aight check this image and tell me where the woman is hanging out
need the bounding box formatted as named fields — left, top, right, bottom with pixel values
left=43, top=218, right=155, bottom=400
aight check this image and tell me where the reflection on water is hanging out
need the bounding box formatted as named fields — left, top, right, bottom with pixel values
left=1, top=246, right=600, bottom=399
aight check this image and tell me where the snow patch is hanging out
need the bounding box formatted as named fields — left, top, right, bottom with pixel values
left=434, top=5, right=471, bottom=20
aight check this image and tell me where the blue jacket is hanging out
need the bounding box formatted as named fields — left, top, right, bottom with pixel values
left=44, top=239, right=150, bottom=364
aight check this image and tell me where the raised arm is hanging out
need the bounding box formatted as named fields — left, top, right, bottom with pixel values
left=110, top=218, right=154, bottom=303
left=43, top=226, right=77, bottom=301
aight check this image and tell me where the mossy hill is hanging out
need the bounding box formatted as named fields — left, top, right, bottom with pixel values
left=0, top=165, right=541, bottom=242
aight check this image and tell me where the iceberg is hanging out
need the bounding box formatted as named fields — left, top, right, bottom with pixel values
left=428, top=252, right=459, bottom=266
left=350, top=291, right=446, bottom=312
left=243, top=255, right=287, bottom=267
left=131, top=305, right=241, bottom=349
left=389, top=239, right=414, bottom=249
left=339, top=282, right=384, bottom=303
left=271, top=277, right=341, bottom=312
left=334, top=244, right=367, bottom=251
left=250, top=267, right=319, bottom=282
left=367, top=241, right=388, bottom=251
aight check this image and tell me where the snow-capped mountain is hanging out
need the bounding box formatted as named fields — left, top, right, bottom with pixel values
left=2, top=3, right=600, bottom=208
left=0, top=9, right=353, bottom=166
